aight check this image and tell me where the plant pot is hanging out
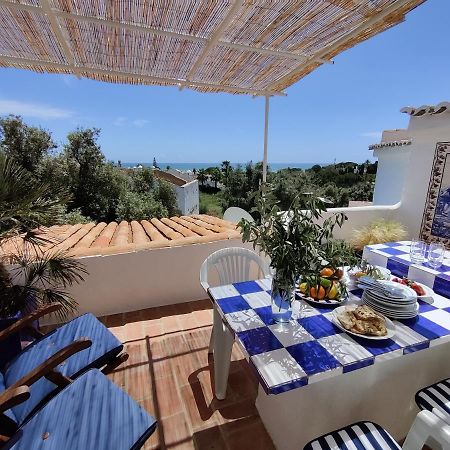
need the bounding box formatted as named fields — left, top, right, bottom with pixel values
left=270, top=277, right=294, bottom=323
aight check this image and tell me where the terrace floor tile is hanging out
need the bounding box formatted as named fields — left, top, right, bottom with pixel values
left=105, top=299, right=275, bottom=450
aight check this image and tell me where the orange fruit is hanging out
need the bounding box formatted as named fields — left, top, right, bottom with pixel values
left=320, top=267, right=334, bottom=278
left=310, top=285, right=326, bottom=300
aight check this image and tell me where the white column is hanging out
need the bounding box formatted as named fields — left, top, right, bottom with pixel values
left=262, top=95, right=270, bottom=183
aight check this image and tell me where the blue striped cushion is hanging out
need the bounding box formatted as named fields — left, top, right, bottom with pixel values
left=416, top=378, right=450, bottom=423
left=0, top=371, right=16, bottom=422
left=4, top=313, right=122, bottom=425
left=5, top=369, right=156, bottom=450
left=304, top=421, right=400, bottom=450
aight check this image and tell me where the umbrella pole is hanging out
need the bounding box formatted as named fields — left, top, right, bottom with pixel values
left=262, top=95, right=270, bottom=184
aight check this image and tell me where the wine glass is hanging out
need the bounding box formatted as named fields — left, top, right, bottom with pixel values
left=427, top=242, right=445, bottom=270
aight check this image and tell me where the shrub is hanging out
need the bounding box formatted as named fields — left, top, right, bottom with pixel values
left=351, top=219, right=406, bottom=251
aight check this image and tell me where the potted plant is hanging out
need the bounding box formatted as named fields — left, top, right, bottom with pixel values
left=0, top=154, right=86, bottom=366
left=240, top=188, right=357, bottom=323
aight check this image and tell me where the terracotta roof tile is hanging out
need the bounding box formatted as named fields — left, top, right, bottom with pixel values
left=1, top=215, right=240, bottom=259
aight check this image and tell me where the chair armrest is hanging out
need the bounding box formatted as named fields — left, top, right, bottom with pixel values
left=9, top=338, right=92, bottom=390
left=0, top=387, right=30, bottom=414
left=0, top=303, right=62, bottom=343
left=402, top=410, right=450, bottom=450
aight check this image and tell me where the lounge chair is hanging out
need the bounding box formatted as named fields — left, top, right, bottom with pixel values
left=1, top=367, right=157, bottom=449
left=303, top=410, right=450, bottom=450
left=0, top=304, right=127, bottom=425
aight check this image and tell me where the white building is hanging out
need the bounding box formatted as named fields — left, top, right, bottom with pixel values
left=153, top=169, right=199, bottom=215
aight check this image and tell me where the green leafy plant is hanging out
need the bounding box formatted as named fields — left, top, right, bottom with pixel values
left=239, top=187, right=355, bottom=300
left=351, top=219, right=406, bottom=251
left=0, top=153, right=87, bottom=319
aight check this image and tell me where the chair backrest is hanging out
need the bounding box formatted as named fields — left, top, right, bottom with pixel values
left=223, top=207, right=254, bottom=224
left=199, top=247, right=270, bottom=291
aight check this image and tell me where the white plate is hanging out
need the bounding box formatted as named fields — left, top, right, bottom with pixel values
left=362, top=295, right=419, bottom=319
left=349, top=266, right=391, bottom=281
left=391, top=279, right=435, bottom=301
left=332, top=305, right=396, bottom=340
left=295, top=289, right=345, bottom=306
left=377, top=280, right=417, bottom=299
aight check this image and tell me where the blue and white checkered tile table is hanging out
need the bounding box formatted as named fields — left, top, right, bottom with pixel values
left=209, top=278, right=450, bottom=396
left=363, top=241, right=450, bottom=299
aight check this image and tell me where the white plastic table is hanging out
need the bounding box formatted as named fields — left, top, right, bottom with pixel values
left=208, top=279, right=450, bottom=449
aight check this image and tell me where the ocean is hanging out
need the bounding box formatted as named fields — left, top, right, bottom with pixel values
left=121, top=162, right=322, bottom=171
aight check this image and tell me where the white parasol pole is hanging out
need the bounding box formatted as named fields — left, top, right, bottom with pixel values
left=262, top=95, right=270, bottom=183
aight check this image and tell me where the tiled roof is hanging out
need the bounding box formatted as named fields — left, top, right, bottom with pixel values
left=369, top=139, right=412, bottom=150
left=1, top=215, right=240, bottom=259
left=400, top=101, right=450, bottom=117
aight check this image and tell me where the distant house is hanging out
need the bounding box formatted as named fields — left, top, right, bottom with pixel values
left=153, top=169, right=199, bottom=215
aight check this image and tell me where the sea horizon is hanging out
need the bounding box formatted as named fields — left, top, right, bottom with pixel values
left=120, top=162, right=329, bottom=171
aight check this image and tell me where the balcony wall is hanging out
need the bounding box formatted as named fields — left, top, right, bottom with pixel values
left=57, top=238, right=254, bottom=321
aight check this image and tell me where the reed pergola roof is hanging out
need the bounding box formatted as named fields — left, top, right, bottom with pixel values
left=0, top=0, right=424, bottom=96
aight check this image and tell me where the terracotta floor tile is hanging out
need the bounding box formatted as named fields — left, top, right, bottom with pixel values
left=193, top=425, right=227, bottom=450
left=155, top=375, right=184, bottom=419
left=220, top=416, right=275, bottom=450
left=105, top=302, right=275, bottom=450
left=180, top=382, right=217, bottom=432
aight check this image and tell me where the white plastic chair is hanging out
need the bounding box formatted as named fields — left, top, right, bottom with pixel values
left=223, top=207, right=254, bottom=224
left=200, top=247, right=270, bottom=354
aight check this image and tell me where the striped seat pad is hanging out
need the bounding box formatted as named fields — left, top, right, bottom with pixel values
left=416, top=378, right=450, bottom=423
left=304, top=421, right=400, bottom=450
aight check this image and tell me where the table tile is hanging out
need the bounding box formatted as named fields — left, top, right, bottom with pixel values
left=216, top=296, right=251, bottom=314
left=234, top=281, right=263, bottom=295
left=243, top=290, right=272, bottom=309
left=268, top=321, right=313, bottom=347
left=403, top=315, right=450, bottom=340
left=422, top=309, right=450, bottom=331
left=224, top=310, right=266, bottom=333
left=298, top=315, right=340, bottom=339
left=254, top=306, right=275, bottom=326
left=209, top=284, right=240, bottom=299
left=237, top=327, right=283, bottom=356
left=349, top=336, right=401, bottom=356
left=287, top=340, right=341, bottom=376
left=251, top=348, right=307, bottom=392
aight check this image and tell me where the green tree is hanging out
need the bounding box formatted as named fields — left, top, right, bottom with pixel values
left=0, top=115, right=56, bottom=173
left=116, top=191, right=168, bottom=221
left=221, top=160, right=231, bottom=186
left=210, top=167, right=222, bottom=189
left=155, top=180, right=179, bottom=216
left=197, top=169, right=207, bottom=187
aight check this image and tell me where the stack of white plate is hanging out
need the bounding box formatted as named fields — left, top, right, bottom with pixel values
left=361, top=281, right=418, bottom=319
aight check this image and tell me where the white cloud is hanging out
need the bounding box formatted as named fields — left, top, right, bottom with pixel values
left=0, top=99, right=73, bottom=119
left=132, top=119, right=149, bottom=127
left=113, top=116, right=127, bottom=126
left=360, top=131, right=382, bottom=139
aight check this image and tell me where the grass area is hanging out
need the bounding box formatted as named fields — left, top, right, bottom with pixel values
left=199, top=191, right=223, bottom=217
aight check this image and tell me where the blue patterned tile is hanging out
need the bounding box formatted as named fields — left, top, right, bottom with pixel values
left=387, top=258, right=410, bottom=278
left=402, top=316, right=450, bottom=340
left=350, top=288, right=364, bottom=299
left=237, top=327, right=283, bottom=355
left=216, top=296, right=250, bottom=314
left=403, top=341, right=430, bottom=354
left=270, top=377, right=309, bottom=395
left=287, top=341, right=341, bottom=375
left=253, top=306, right=274, bottom=326
left=234, top=281, right=263, bottom=295
left=298, top=315, right=339, bottom=339
left=381, top=247, right=407, bottom=256
left=418, top=301, right=437, bottom=314
left=350, top=336, right=401, bottom=356
left=433, top=275, right=450, bottom=298
left=343, top=357, right=374, bottom=373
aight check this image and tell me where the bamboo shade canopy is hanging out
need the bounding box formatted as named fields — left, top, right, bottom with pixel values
left=0, top=0, right=425, bottom=96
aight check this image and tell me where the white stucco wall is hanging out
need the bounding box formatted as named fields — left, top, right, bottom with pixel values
left=372, top=110, right=450, bottom=238
left=48, top=238, right=253, bottom=321
left=372, top=147, right=411, bottom=204
left=174, top=179, right=199, bottom=215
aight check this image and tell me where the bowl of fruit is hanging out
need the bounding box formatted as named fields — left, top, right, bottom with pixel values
left=296, top=267, right=348, bottom=306
left=349, top=262, right=391, bottom=282
left=391, top=277, right=434, bottom=299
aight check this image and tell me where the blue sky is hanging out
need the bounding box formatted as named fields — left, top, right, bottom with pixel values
left=0, top=0, right=448, bottom=165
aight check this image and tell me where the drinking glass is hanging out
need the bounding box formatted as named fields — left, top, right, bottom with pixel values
left=410, top=239, right=426, bottom=264
left=427, top=242, right=445, bottom=269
